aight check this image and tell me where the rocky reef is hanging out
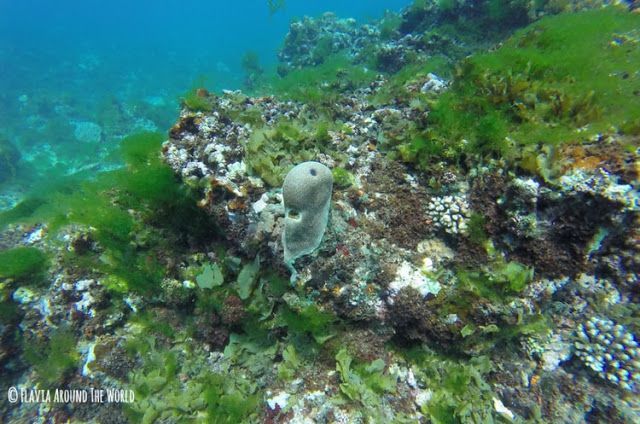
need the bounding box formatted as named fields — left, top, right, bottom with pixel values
left=1, top=3, right=639, bottom=423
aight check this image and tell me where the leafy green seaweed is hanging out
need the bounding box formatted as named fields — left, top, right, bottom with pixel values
left=401, top=347, right=498, bottom=424
left=0, top=247, right=49, bottom=282
left=23, top=326, right=79, bottom=387
left=196, top=263, right=224, bottom=289
left=0, top=132, right=216, bottom=294
left=335, top=349, right=397, bottom=419
left=269, top=54, right=376, bottom=106
left=392, top=7, right=640, bottom=170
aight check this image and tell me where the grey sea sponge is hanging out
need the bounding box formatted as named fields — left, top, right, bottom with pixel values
left=282, top=161, right=333, bottom=271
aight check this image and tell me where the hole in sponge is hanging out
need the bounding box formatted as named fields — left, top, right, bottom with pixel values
left=288, top=210, right=300, bottom=219
left=309, top=168, right=317, bottom=176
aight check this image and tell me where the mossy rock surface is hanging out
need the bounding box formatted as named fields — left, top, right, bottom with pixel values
left=0, top=132, right=215, bottom=294
left=397, top=7, right=640, bottom=168
left=0, top=247, right=48, bottom=281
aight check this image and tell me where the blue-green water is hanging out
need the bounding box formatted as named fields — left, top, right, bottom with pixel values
left=0, top=0, right=405, bottom=199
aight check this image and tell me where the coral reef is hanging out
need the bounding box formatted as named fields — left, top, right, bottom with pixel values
left=426, top=192, right=470, bottom=236
left=278, top=13, right=379, bottom=75
left=1, top=4, right=639, bottom=424
left=575, top=316, right=640, bottom=392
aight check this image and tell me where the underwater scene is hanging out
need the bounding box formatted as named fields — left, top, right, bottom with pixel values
left=1, top=0, right=639, bottom=422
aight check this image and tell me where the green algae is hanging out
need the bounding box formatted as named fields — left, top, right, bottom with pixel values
left=0, top=137, right=20, bottom=183
left=497, top=8, right=636, bottom=136
left=241, top=50, right=265, bottom=90
left=245, top=118, right=345, bottom=186
left=129, top=311, right=176, bottom=339
left=267, top=0, right=286, bottom=15
left=297, top=343, right=505, bottom=423
left=224, top=331, right=277, bottom=373
left=332, top=167, right=355, bottom=188
left=196, top=262, right=224, bottom=289
left=456, top=260, right=534, bottom=302
left=0, top=132, right=216, bottom=294
left=23, top=326, right=79, bottom=387
left=393, top=7, right=640, bottom=169
left=181, top=88, right=213, bottom=112
left=264, top=271, right=289, bottom=298
left=3, top=9, right=636, bottom=422
left=402, top=347, right=498, bottom=424
left=204, top=372, right=261, bottom=424
left=270, top=54, right=376, bottom=106
left=0, top=247, right=48, bottom=282
left=335, top=348, right=397, bottom=419
left=126, top=334, right=262, bottom=424
left=0, top=198, right=46, bottom=228
left=466, top=213, right=489, bottom=246
left=311, top=36, right=335, bottom=65
left=236, top=106, right=265, bottom=126
left=379, top=11, right=402, bottom=40
left=336, top=348, right=396, bottom=399
left=234, top=256, right=260, bottom=300
left=495, top=261, right=534, bottom=292
left=406, top=0, right=526, bottom=48
left=124, top=304, right=268, bottom=422
left=371, top=57, right=451, bottom=105
left=240, top=50, right=262, bottom=74
left=486, top=0, right=530, bottom=27
left=281, top=294, right=337, bottom=345
left=277, top=343, right=301, bottom=380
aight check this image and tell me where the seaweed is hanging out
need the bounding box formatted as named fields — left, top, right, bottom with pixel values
left=281, top=302, right=336, bottom=345
left=394, top=7, right=640, bottom=171
left=204, top=372, right=261, bottom=424
left=401, top=347, right=498, bottom=424
left=241, top=50, right=262, bottom=74
left=311, top=36, right=334, bottom=65
left=181, top=88, right=213, bottom=112
left=0, top=132, right=216, bottom=294
left=128, top=310, right=176, bottom=339
left=196, top=262, right=224, bottom=289
left=456, top=260, right=534, bottom=301
left=23, top=326, right=79, bottom=387
left=127, top=334, right=262, bottom=424
left=277, top=344, right=301, bottom=381
left=241, top=50, right=264, bottom=91
left=370, top=57, right=451, bottom=105
left=269, top=54, right=376, bottom=107
left=379, top=11, right=402, bottom=40
left=245, top=117, right=346, bottom=186
left=335, top=348, right=397, bottom=414
left=332, top=167, right=355, bottom=188
left=267, top=0, right=285, bottom=15
left=0, top=137, right=20, bottom=183
left=234, top=256, right=260, bottom=300
left=0, top=247, right=49, bottom=282
left=465, top=213, right=489, bottom=246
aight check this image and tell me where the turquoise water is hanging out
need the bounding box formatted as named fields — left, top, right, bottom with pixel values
left=0, top=0, right=405, bottom=199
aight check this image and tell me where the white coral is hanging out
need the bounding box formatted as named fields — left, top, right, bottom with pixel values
left=388, top=261, right=441, bottom=301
